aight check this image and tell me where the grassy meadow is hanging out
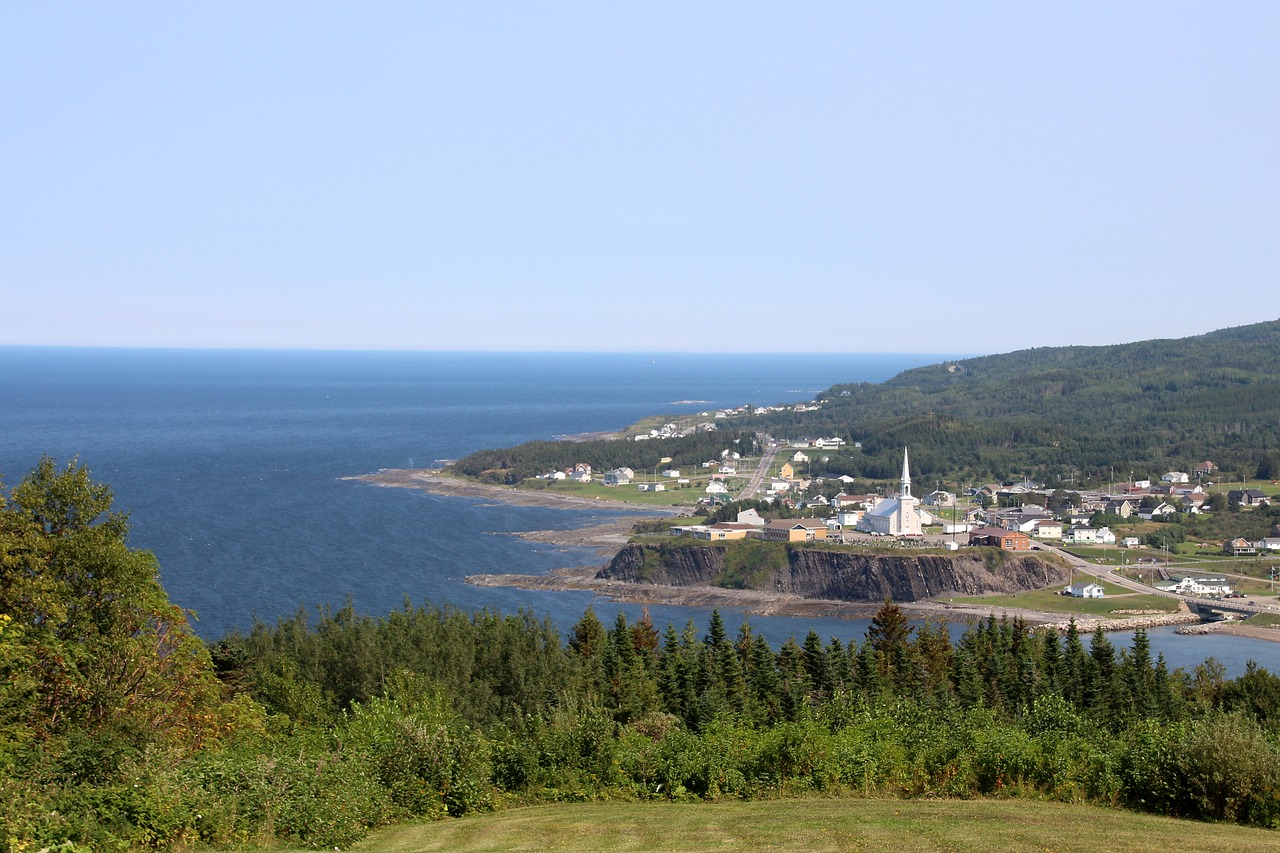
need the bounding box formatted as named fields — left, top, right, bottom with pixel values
left=319, top=799, right=1280, bottom=853
left=949, top=579, right=1180, bottom=617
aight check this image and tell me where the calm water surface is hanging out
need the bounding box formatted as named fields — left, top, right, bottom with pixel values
left=1, top=347, right=1274, bottom=676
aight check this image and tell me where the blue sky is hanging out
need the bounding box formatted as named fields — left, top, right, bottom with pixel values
left=4, top=3, right=1278, bottom=353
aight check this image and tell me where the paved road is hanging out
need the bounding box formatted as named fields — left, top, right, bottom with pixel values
left=737, top=439, right=779, bottom=501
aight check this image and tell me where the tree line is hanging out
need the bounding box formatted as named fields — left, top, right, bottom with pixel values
left=2, top=460, right=1279, bottom=850
left=451, top=430, right=758, bottom=485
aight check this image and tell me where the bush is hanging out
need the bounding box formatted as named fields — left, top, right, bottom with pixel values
left=1177, top=711, right=1280, bottom=826
left=342, top=677, right=492, bottom=819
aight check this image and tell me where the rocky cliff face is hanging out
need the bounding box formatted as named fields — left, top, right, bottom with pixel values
left=602, top=542, right=727, bottom=586
left=599, top=543, right=1069, bottom=602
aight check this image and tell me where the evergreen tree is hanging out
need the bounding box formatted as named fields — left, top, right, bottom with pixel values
left=1088, top=627, right=1121, bottom=726
left=1061, top=620, right=1088, bottom=708
left=801, top=630, right=830, bottom=702
left=746, top=633, right=781, bottom=724
left=1121, top=628, right=1158, bottom=722
left=866, top=600, right=917, bottom=695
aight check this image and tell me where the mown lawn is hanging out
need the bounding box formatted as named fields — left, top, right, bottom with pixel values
left=326, top=798, right=1279, bottom=853
left=949, top=581, right=1179, bottom=617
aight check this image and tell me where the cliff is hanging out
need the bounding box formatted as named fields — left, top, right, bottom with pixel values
left=599, top=542, right=1070, bottom=602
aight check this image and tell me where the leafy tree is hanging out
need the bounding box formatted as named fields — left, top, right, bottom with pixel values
left=0, top=458, right=226, bottom=755
left=1144, top=524, right=1185, bottom=550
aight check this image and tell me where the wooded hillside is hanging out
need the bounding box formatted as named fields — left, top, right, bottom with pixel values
left=450, top=320, right=1280, bottom=489
left=745, top=319, right=1280, bottom=484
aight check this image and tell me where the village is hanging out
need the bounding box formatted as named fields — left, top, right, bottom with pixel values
left=529, top=431, right=1280, bottom=617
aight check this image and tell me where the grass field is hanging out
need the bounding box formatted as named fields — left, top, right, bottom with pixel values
left=322, top=799, right=1279, bottom=853
left=950, top=580, right=1179, bottom=617
left=516, top=479, right=725, bottom=507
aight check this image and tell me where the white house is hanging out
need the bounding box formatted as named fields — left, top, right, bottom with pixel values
left=1161, top=472, right=1190, bottom=484
left=704, top=481, right=729, bottom=495
left=1063, top=526, right=1115, bottom=545
left=791, top=451, right=809, bottom=463
left=636, top=482, right=666, bottom=492
left=1157, top=576, right=1233, bottom=596
left=1139, top=502, right=1178, bottom=521
left=1066, top=582, right=1104, bottom=598
left=661, top=469, right=681, bottom=478
left=1063, top=527, right=1099, bottom=544
left=923, top=489, right=957, bottom=507
left=1030, top=519, right=1063, bottom=539
left=836, top=508, right=865, bottom=528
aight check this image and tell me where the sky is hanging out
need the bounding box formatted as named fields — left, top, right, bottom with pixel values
left=4, top=3, right=1278, bottom=354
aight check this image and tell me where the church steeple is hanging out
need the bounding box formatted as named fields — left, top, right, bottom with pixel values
left=900, top=447, right=911, bottom=498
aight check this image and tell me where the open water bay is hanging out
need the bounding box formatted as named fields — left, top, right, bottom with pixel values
left=1, top=347, right=1275, bottom=675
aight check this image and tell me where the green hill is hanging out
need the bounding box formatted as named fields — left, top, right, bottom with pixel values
left=749, top=319, right=1280, bottom=485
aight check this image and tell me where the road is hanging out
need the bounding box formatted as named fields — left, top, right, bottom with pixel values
left=737, top=438, right=779, bottom=501
left=1039, top=541, right=1273, bottom=616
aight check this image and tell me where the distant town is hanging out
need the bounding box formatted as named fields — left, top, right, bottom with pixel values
left=528, top=423, right=1280, bottom=625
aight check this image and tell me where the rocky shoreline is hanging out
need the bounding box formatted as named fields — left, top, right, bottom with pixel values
left=343, top=468, right=675, bottom=512
left=1040, top=605, right=1201, bottom=635
left=346, top=468, right=1280, bottom=640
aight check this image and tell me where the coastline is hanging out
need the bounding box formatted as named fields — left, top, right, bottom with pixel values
left=347, top=468, right=1280, bottom=641
left=343, top=468, right=677, bottom=513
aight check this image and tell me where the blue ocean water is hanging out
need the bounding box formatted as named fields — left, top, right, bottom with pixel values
left=1, top=347, right=1275, bottom=675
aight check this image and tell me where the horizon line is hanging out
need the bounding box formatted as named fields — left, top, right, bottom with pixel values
left=0, top=343, right=978, bottom=358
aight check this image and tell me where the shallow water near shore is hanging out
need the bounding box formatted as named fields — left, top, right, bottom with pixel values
left=1, top=347, right=1274, bottom=676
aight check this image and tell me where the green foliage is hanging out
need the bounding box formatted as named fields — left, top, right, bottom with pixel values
left=0, top=456, right=229, bottom=757
left=1177, top=712, right=1280, bottom=825
left=738, top=319, right=1280, bottom=483
left=717, top=540, right=788, bottom=589
left=9, top=461, right=1280, bottom=850
left=450, top=431, right=755, bottom=485
left=342, top=675, right=491, bottom=819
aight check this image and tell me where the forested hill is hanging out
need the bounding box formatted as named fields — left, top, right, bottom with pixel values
left=749, top=319, right=1280, bottom=485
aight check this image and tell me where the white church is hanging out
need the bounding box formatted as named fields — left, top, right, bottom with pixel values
left=857, top=448, right=925, bottom=537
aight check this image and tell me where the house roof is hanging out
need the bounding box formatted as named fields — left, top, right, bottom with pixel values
left=764, top=518, right=827, bottom=530
left=969, top=526, right=1025, bottom=538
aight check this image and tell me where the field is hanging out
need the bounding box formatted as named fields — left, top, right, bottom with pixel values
left=320, top=799, right=1280, bottom=853
left=949, top=579, right=1179, bottom=617
left=516, top=478, right=734, bottom=507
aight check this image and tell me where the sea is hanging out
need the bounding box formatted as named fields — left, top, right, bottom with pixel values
left=1, top=347, right=1275, bottom=676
